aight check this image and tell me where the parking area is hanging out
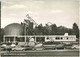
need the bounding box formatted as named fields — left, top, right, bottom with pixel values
left=0, top=41, right=80, bottom=51
left=1, top=49, right=79, bottom=57
left=0, top=41, right=79, bottom=57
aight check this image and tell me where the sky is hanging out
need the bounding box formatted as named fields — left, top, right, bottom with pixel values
left=1, top=0, right=79, bottom=29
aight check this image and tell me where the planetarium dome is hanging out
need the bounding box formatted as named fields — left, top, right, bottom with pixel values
left=4, top=23, right=23, bottom=35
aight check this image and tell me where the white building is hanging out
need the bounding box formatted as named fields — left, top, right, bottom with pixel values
left=3, top=33, right=76, bottom=43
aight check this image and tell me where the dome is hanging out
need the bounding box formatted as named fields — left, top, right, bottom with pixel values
left=4, top=23, right=23, bottom=35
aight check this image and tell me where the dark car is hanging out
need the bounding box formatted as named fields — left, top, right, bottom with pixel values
left=1, top=47, right=6, bottom=51
left=25, top=46, right=34, bottom=50
left=55, top=44, right=65, bottom=49
left=2, top=45, right=12, bottom=51
left=21, top=45, right=35, bottom=50
left=12, top=45, right=27, bottom=51
left=1, top=43, right=12, bottom=51
left=43, top=42, right=57, bottom=50
left=64, top=44, right=73, bottom=49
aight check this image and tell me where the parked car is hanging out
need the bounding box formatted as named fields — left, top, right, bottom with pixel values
left=55, top=44, right=65, bottom=49
left=1, top=43, right=13, bottom=51
left=64, top=44, right=73, bottom=49
left=12, top=45, right=26, bottom=51
left=1, top=47, right=6, bottom=51
left=1, top=44, right=7, bottom=48
left=5, top=45, right=12, bottom=51
left=72, top=44, right=80, bottom=49
left=1, top=44, right=7, bottom=51
left=11, top=43, right=16, bottom=48
left=34, top=43, right=44, bottom=50
left=24, top=46, right=34, bottom=50
left=43, top=42, right=56, bottom=50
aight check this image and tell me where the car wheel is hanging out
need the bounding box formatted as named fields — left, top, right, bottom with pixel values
left=73, top=47, right=76, bottom=49
left=14, top=49, right=16, bottom=51
left=55, top=48, right=57, bottom=50
left=22, top=49, right=25, bottom=51
left=64, top=48, right=65, bottom=50
left=32, top=48, right=35, bottom=50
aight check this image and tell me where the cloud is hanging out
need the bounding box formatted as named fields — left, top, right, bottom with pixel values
left=51, top=10, right=64, bottom=13
left=2, top=6, right=7, bottom=9
left=9, top=13, right=17, bottom=16
left=9, top=4, right=26, bottom=9
left=2, top=1, right=14, bottom=4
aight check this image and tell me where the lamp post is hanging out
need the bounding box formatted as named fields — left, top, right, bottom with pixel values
left=24, top=19, right=29, bottom=43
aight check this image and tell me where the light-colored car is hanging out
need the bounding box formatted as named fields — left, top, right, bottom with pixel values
left=35, top=43, right=43, bottom=48
left=55, top=44, right=64, bottom=49
left=1, top=44, right=7, bottom=48
left=34, top=43, right=44, bottom=50
left=12, top=45, right=26, bottom=51
left=11, top=43, right=16, bottom=48
left=72, top=45, right=80, bottom=49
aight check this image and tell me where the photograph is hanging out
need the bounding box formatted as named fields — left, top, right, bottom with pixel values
left=0, top=0, right=80, bottom=57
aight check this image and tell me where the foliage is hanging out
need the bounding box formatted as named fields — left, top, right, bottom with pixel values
left=0, top=22, right=79, bottom=42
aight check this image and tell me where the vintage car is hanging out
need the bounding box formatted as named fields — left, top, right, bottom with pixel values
left=43, top=42, right=57, bottom=50
left=55, top=44, right=65, bottom=49
left=72, top=44, right=80, bottom=49
left=1, top=44, right=11, bottom=51
left=34, top=43, right=44, bottom=50
left=64, top=44, right=73, bottom=49
left=1, top=44, right=7, bottom=48
left=10, top=43, right=16, bottom=48
left=12, top=45, right=26, bottom=51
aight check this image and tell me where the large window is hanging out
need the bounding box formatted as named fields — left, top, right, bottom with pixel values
left=66, top=37, right=68, bottom=40
left=16, top=37, right=25, bottom=42
left=55, top=37, right=60, bottom=40
left=5, top=37, right=14, bottom=42
left=36, top=37, right=45, bottom=42
left=20, top=37, right=25, bottom=42
left=47, top=37, right=49, bottom=40
left=26, top=37, right=29, bottom=42
left=61, top=37, right=63, bottom=40
left=10, top=37, right=14, bottom=42
left=5, top=37, right=9, bottom=42
left=55, top=37, right=63, bottom=40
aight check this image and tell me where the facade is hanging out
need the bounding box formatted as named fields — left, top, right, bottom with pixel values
left=3, top=23, right=76, bottom=44
left=3, top=34, right=76, bottom=43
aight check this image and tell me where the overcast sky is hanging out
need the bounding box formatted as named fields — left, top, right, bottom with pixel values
left=1, top=0, right=79, bottom=29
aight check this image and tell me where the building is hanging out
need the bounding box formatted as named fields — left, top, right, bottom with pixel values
left=3, top=23, right=76, bottom=44
left=3, top=34, right=76, bottom=43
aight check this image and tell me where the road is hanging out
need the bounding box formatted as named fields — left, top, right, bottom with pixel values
left=0, top=49, right=79, bottom=57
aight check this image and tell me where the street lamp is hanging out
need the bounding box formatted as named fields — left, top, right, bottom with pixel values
left=23, top=20, right=29, bottom=35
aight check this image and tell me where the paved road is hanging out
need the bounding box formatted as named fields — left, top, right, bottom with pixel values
left=1, top=49, right=79, bottom=57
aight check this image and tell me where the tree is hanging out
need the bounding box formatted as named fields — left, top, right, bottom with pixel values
left=45, top=24, right=52, bottom=35
left=0, top=28, right=4, bottom=42
left=51, top=24, right=57, bottom=35
left=57, top=26, right=69, bottom=35
left=72, top=23, right=79, bottom=38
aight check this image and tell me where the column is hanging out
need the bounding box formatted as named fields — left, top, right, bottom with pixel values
left=14, top=36, right=16, bottom=43
left=3, top=36, right=5, bottom=42
left=45, top=36, right=47, bottom=42
left=25, top=36, right=26, bottom=42
left=35, top=37, right=36, bottom=42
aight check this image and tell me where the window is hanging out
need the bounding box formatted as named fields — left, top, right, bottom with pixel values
left=26, top=37, right=29, bottom=42
left=66, top=37, right=68, bottom=40
left=16, top=37, right=25, bottom=42
left=47, top=37, right=49, bottom=39
left=61, top=37, right=63, bottom=40
left=55, top=37, right=60, bottom=40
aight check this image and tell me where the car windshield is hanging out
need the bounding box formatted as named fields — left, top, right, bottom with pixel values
left=15, top=46, right=21, bottom=48
left=43, top=42, right=60, bottom=45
